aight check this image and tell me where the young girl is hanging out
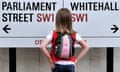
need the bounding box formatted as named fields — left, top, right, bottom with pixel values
left=40, top=8, right=89, bottom=72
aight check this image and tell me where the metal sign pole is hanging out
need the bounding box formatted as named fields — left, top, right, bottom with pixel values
left=9, top=48, right=16, bottom=72
left=107, top=47, right=114, bottom=72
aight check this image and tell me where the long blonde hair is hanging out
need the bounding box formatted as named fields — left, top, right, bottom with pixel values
left=56, top=8, right=75, bottom=34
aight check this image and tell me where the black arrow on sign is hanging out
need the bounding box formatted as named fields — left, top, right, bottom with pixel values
left=3, top=25, right=11, bottom=33
left=111, top=25, right=119, bottom=33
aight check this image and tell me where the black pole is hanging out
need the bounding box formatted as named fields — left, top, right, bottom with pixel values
left=9, top=48, right=16, bottom=72
left=107, top=47, right=113, bottom=72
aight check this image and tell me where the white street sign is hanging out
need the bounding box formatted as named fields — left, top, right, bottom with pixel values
left=0, top=0, right=120, bottom=47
